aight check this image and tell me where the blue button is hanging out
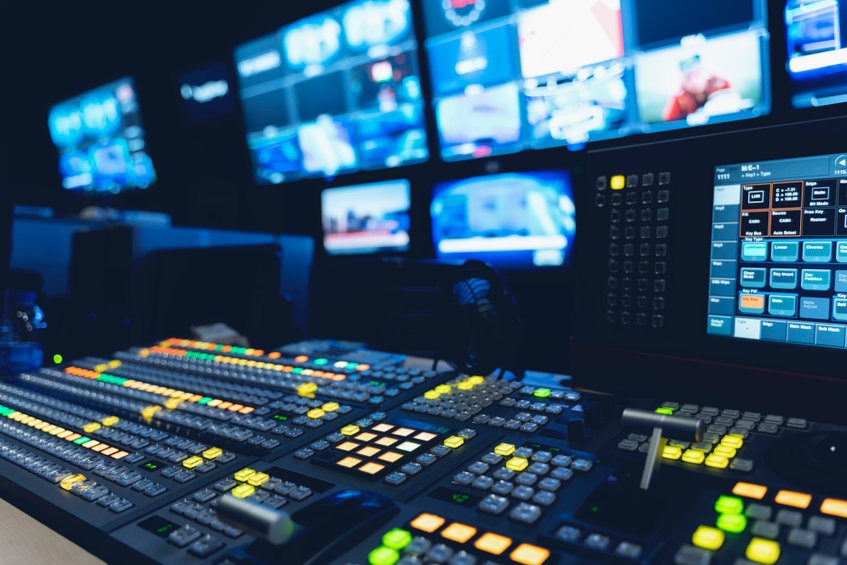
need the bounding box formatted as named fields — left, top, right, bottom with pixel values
left=800, top=296, right=830, bottom=320
left=837, top=242, right=847, bottom=263
left=709, top=278, right=735, bottom=298
left=816, top=324, right=846, bottom=348
left=760, top=320, right=787, bottom=341
left=710, top=260, right=736, bottom=278
left=771, top=241, right=799, bottom=262
left=835, top=271, right=847, bottom=292
left=803, top=241, right=833, bottom=262
left=768, top=294, right=797, bottom=317
left=787, top=322, right=815, bottom=344
left=741, top=242, right=768, bottom=262
left=707, top=316, right=733, bottom=336
left=769, top=268, right=798, bottom=290
left=708, top=296, right=735, bottom=315
left=711, top=241, right=738, bottom=260
left=801, top=269, right=831, bottom=291
left=833, top=298, right=847, bottom=321
left=740, top=268, right=767, bottom=288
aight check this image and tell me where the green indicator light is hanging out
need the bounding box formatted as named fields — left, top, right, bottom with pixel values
left=314, top=358, right=328, bottom=365
left=534, top=388, right=552, bottom=398
left=74, top=436, right=91, bottom=445
left=381, top=528, right=412, bottom=550
left=368, top=546, right=399, bottom=565
left=216, top=345, right=224, bottom=351
left=717, top=513, right=747, bottom=534
left=715, top=495, right=744, bottom=515
left=197, top=397, right=212, bottom=405
left=346, top=362, right=358, bottom=370
left=292, top=368, right=303, bottom=374
left=655, top=407, right=674, bottom=415
left=53, top=354, right=63, bottom=364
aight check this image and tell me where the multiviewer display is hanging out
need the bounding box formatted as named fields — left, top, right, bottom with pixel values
left=785, top=0, right=847, bottom=108
left=708, top=152, right=847, bottom=349
left=47, top=77, right=157, bottom=193
left=422, top=0, right=769, bottom=161
left=234, top=0, right=428, bottom=185
left=322, top=179, right=411, bottom=255
left=430, top=170, right=575, bottom=268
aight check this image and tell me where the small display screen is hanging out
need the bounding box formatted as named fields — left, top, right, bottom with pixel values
left=234, top=0, right=428, bottom=185
left=48, top=77, right=156, bottom=193
left=428, top=486, right=483, bottom=508
left=137, top=516, right=178, bottom=539
left=431, top=170, right=576, bottom=269
left=322, top=179, right=411, bottom=255
left=178, top=62, right=235, bottom=121
left=707, top=152, right=847, bottom=349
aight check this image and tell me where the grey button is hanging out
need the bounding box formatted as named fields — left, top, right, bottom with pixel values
left=751, top=521, right=779, bottom=539
left=417, top=454, right=437, bottom=466
left=528, top=462, right=550, bottom=475
left=509, top=502, right=542, bottom=524
left=531, top=451, right=552, bottom=463
left=385, top=472, right=407, bottom=486
left=452, top=472, right=474, bottom=486
left=532, top=490, right=556, bottom=506
left=572, top=459, right=593, bottom=472
left=842, top=539, right=847, bottom=557
left=585, top=533, right=611, bottom=550
left=776, top=509, right=803, bottom=528
left=426, top=543, right=454, bottom=563
left=405, top=536, right=431, bottom=555
left=808, top=554, right=840, bottom=565
left=552, top=455, right=572, bottom=467
left=516, top=473, right=538, bottom=486
left=491, top=480, right=513, bottom=495
left=555, top=525, right=581, bottom=543
left=807, top=516, right=836, bottom=536
left=730, top=458, right=754, bottom=472
left=401, top=462, right=422, bottom=476
left=618, top=439, right=639, bottom=451
left=615, top=541, right=642, bottom=559
left=757, top=423, right=779, bottom=434
left=787, top=418, right=808, bottom=429
left=468, top=462, right=489, bottom=474
left=448, top=551, right=477, bottom=565
left=512, top=485, right=535, bottom=500
left=478, top=494, right=509, bottom=515
left=551, top=467, right=574, bottom=481
left=493, top=468, right=515, bottom=481
left=787, top=528, right=817, bottom=549
left=673, top=545, right=712, bottom=565
left=514, top=447, right=534, bottom=458
left=481, top=453, right=502, bottom=465
left=745, top=504, right=772, bottom=521
left=471, top=475, right=494, bottom=490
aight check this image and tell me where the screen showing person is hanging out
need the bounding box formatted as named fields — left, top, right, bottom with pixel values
left=431, top=170, right=576, bottom=269
left=48, top=77, right=156, bottom=193
left=322, top=180, right=411, bottom=255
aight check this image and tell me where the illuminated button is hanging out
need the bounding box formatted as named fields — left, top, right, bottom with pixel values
left=715, top=496, right=744, bottom=515
left=474, top=532, right=512, bottom=555
left=378, top=452, right=403, bottom=463
left=415, top=432, right=438, bottom=442
left=357, top=446, right=381, bottom=457
left=393, top=428, right=415, bottom=437
left=82, top=440, right=100, bottom=448
left=441, top=522, right=477, bottom=543
left=234, top=468, right=256, bottom=482
left=434, top=385, right=452, bottom=394
left=733, top=482, right=767, bottom=499
left=372, top=423, right=394, bottom=433
left=533, top=388, right=551, bottom=399
left=745, top=538, right=780, bottom=564
left=494, top=443, right=516, bottom=456
left=247, top=472, right=270, bottom=487
left=207, top=399, right=222, bottom=407
left=164, top=398, right=182, bottom=409
left=294, top=355, right=309, bottom=363
left=722, top=434, right=743, bottom=448
left=60, top=474, right=86, bottom=491
left=443, top=436, right=464, bottom=449
left=375, top=437, right=397, bottom=447
left=83, top=423, right=101, bottom=433
left=610, top=175, right=626, bottom=190
left=655, top=407, right=674, bottom=415
left=692, top=525, right=724, bottom=550
left=457, top=381, right=473, bottom=391
left=396, top=441, right=421, bottom=452
left=775, top=490, right=811, bottom=509
left=820, top=498, right=847, bottom=518
left=662, top=445, right=682, bottom=460
left=231, top=484, right=255, bottom=498
left=111, top=451, right=129, bottom=460
left=334, top=361, right=346, bottom=368
left=297, top=382, right=317, bottom=396
left=183, top=456, right=203, bottom=469
left=713, top=445, right=737, bottom=458
left=101, top=447, right=118, bottom=456
left=424, top=391, right=440, bottom=400
left=65, top=434, right=81, bottom=442
left=322, top=402, right=339, bottom=412
left=682, top=450, right=705, bottom=464
left=717, top=513, right=747, bottom=533
left=356, top=433, right=378, bottom=442
left=468, top=376, right=484, bottom=385
left=203, top=447, right=223, bottom=460
left=506, top=457, right=529, bottom=472
left=510, top=543, right=551, bottom=565
left=705, top=454, right=729, bottom=469
left=382, top=528, right=412, bottom=550
left=337, top=442, right=360, bottom=451
left=359, top=462, right=385, bottom=475
left=410, top=513, right=445, bottom=533
left=337, top=457, right=362, bottom=468
left=368, top=546, right=399, bottom=565
left=57, top=431, right=72, bottom=439
left=341, top=425, right=360, bottom=436
left=307, top=409, right=325, bottom=419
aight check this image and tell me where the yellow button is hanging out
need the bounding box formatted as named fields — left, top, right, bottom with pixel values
left=713, top=445, right=737, bottom=458
left=775, top=490, right=811, bottom=509
left=443, top=436, right=464, bottom=449
left=341, top=425, right=360, bottom=436
left=434, top=385, right=451, bottom=394
left=83, top=423, right=101, bottom=433
left=203, top=447, right=223, bottom=460
left=410, top=513, right=445, bottom=533
left=60, top=474, right=86, bottom=491
left=506, top=457, right=529, bottom=472
left=441, top=522, right=477, bottom=543
left=234, top=468, right=256, bottom=482
left=164, top=398, right=182, bottom=409
left=101, top=416, right=119, bottom=426
left=95, top=364, right=107, bottom=372
left=297, top=382, right=317, bottom=396
left=510, top=543, right=550, bottom=565
left=474, top=532, right=512, bottom=555
left=662, top=445, right=682, bottom=460
left=231, top=484, right=255, bottom=498
left=183, top=456, right=203, bottom=469
left=247, top=472, right=269, bottom=486
left=494, top=443, right=515, bottom=456
left=681, top=450, right=705, bottom=464
left=745, top=538, right=780, bottom=564
left=821, top=498, right=847, bottom=518
left=108, top=360, right=121, bottom=368
left=424, top=390, right=440, bottom=400
left=721, top=434, right=743, bottom=449
left=457, top=381, right=474, bottom=391
left=307, top=409, right=325, bottom=419
left=733, top=482, right=767, bottom=500
left=692, top=525, right=724, bottom=550
left=322, top=402, right=339, bottom=412
left=468, top=376, right=484, bottom=385
left=141, top=405, right=161, bottom=423
left=610, top=175, right=626, bottom=190
left=705, top=454, right=729, bottom=469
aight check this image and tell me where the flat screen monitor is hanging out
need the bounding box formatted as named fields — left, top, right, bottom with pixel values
left=785, top=0, right=847, bottom=108
left=322, top=179, right=411, bottom=255
left=47, top=77, right=156, bottom=193
left=421, top=0, right=769, bottom=161
left=234, top=0, right=428, bottom=185
left=707, top=152, right=847, bottom=350
left=430, top=170, right=575, bottom=269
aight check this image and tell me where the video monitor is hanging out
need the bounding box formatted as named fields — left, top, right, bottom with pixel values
left=785, top=0, right=847, bottom=108
left=430, top=170, right=576, bottom=269
left=234, top=0, right=428, bottom=185
left=322, top=179, right=411, bottom=255
left=47, top=77, right=156, bottom=193
left=421, top=0, right=769, bottom=161
left=179, top=62, right=235, bottom=121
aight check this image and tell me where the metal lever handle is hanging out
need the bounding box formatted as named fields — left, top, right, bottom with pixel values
left=217, top=494, right=300, bottom=545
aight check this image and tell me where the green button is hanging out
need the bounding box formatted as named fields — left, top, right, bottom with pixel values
left=717, top=513, right=747, bottom=533
left=346, top=362, right=358, bottom=370
left=368, top=546, right=399, bottom=565
left=655, top=407, right=674, bottom=415
left=197, top=397, right=212, bottom=405
left=314, top=358, right=328, bottom=365
left=292, top=368, right=303, bottom=374
left=73, top=436, right=91, bottom=444
left=382, top=528, right=412, bottom=550
left=715, top=495, right=744, bottom=515
left=533, top=388, right=551, bottom=398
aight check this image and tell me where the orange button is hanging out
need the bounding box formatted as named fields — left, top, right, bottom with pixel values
left=358, top=462, right=385, bottom=475
left=740, top=295, right=764, bottom=310
left=336, top=457, right=361, bottom=468
left=474, top=532, right=512, bottom=555
left=821, top=498, right=847, bottom=518
left=775, top=490, right=811, bottom=509
left=441, top=522, right=477, bottom=543
left=410, top=513, right=445, bottom=533
left=733, top=482, right=768, bottom=500
left=336, top=441, right=359, bottom=452
left=510, top=543, right=551, bottom=565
